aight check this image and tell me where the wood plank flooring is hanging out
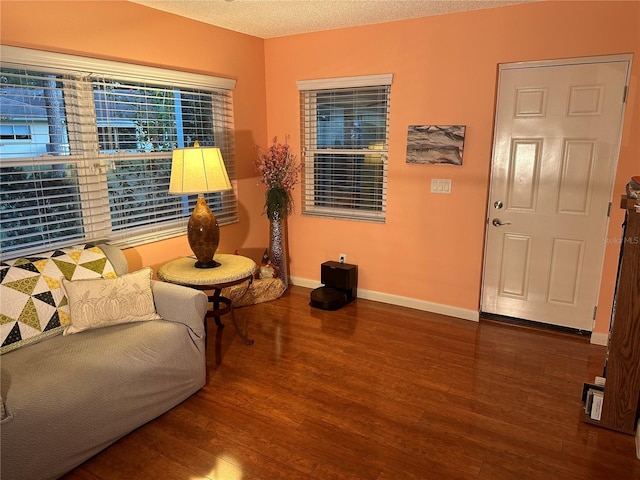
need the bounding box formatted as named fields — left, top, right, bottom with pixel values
left=63, top=286, right=639, bottom=480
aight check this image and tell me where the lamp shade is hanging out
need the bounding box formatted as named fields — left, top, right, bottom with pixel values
left=169, top=146, right=232, bottom=194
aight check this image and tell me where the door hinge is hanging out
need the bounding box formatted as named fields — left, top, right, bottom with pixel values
left=623, top=85, right=628, bottom=104
left=607, top=202, right=612, bottom=217
left=593, top=306, right=598, bottom=321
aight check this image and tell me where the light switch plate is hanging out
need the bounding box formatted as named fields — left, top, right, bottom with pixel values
left=431, top=179, right=452, bottom=194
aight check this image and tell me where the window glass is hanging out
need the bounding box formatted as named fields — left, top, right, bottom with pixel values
left=0, top=50, right=237, bottom=260
left=0, top=69, right=69, bottom=157
left=300, top=81, right=390, bottom=222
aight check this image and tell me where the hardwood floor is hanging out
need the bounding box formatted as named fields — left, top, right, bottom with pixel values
left=63, top=286, right=639, bottom=480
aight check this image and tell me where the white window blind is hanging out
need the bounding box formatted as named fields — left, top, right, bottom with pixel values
left=298, top=74, right=391, bottom=222
left=0, top=46, right=237, bottom=260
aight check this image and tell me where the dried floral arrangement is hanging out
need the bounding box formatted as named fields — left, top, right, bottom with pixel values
left=254, top=136, right=301, bottom=220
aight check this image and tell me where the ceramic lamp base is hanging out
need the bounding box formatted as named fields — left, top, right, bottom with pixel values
left=194, top=259, right=221, bottom=269
left=188, top=196, right=220, bottom=269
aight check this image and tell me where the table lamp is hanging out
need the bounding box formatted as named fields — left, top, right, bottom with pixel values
left=169, top=143, right=232, bottom=268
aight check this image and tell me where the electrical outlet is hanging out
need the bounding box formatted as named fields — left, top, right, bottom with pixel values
left=339, top=253, right=346, bottom=264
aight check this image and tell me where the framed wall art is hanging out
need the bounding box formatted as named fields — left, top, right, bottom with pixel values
left=406, top=125, right=466, bottom=165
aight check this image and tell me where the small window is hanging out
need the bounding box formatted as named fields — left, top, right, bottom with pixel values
left=298, top=74, right=391, bottom=222
left=0, top=124, right=32, bottom=140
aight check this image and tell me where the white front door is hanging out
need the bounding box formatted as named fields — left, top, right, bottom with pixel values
left=482, top=56, right=631, bottom=331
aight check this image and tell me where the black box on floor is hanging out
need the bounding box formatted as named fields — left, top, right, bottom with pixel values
left=321, top=261, right=357, bottom=298
left=310, top=261, right=358, bottom=310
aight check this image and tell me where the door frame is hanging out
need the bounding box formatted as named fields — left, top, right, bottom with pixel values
left=480, top=54, right=633, bottom=333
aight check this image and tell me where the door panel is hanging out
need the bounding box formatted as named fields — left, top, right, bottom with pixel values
left=507, top=140, right=541, bottom=211
left=482, top=57, right=630, bottom=331
left=499, top=234, right=532, bottom=299
left=557, top=140, right=595, bottom=214
left=547, top=238, right=584, bottom=305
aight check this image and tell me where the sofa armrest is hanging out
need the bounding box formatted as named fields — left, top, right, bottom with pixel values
left=96, top=242, right=128, bottom=277
left=152, top=280, right=208, bottom=339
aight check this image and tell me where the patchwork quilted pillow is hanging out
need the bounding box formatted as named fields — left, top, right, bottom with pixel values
left=0, top=244, right=116, bottom=354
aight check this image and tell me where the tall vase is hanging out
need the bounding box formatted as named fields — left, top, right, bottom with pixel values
left=269, top=210, right=289, bottom=289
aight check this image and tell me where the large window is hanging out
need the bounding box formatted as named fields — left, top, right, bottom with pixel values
left=298, top=74, right=391, bottom=222
left=0, top=46, right=237, bottom=260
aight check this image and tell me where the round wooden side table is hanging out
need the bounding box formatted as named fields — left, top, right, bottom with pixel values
left=157, top=254, right=257, bottom=345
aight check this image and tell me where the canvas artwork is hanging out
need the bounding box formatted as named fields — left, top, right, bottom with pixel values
left=406, top=125, right=466, bottom=165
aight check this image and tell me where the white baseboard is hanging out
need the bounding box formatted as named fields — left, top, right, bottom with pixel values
left=290, top=276, right=479, bottom=322
left=289, top=276, right=322, bottom=290
left=590, top=331, right=609, bottom=346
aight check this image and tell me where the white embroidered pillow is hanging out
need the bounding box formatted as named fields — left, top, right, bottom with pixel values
left=62, top=267, right=161, bottom=335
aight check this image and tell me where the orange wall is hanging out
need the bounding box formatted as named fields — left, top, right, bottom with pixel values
left=0, top=0, right=271, bottom=271
left=2, top=1, right=639, bottom=334
left=263, top=1, right=640, bottom=333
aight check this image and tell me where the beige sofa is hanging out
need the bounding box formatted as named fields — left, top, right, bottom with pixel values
left=1, top=243, right=208, bottom=480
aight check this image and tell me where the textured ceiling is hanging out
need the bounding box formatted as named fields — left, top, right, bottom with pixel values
left=129, top=0, right=536, bottom=39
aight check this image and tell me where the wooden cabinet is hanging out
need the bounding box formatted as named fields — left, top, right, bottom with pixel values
left=587, top=196, right=640, bottom=434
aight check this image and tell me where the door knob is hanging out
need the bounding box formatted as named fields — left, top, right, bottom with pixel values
left=492, top=218, right=511, bottom=227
